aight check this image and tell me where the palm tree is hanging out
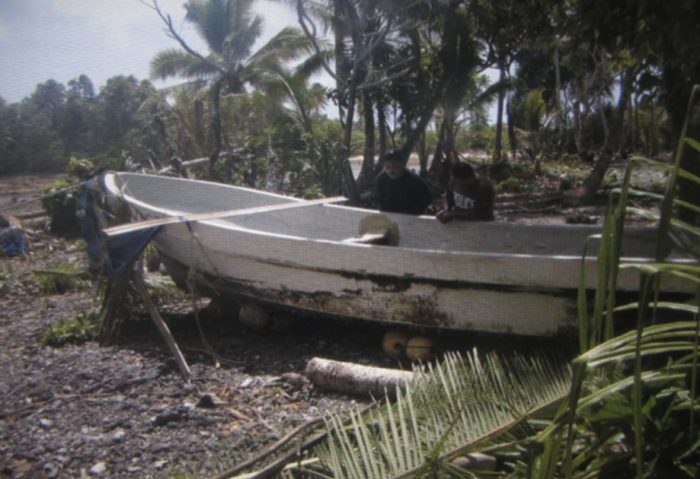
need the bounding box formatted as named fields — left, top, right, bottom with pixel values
left=148, top=0, right=314, bottom=176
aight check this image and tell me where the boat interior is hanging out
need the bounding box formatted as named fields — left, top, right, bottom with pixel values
left=111, top=173, right=668, bottom=259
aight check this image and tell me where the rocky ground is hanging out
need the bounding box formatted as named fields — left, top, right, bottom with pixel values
left=0, top=162, right=665, bottom=479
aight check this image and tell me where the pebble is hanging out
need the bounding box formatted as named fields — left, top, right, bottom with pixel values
left=240, top=378, right=253, bottom=388
left=89, top=462, right=106, bottom=476
left=152, top=411, right=181, bottom=427
left=43, top=463, right=59, bottom=479
left=112, top=429, right=126, bottom=443
left=153, top=459, right=168, bottom=470
left=39, top=418, right=54, bottom=428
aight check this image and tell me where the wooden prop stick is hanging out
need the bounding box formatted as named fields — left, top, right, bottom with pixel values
left=133, top=272, right=191, bottom=381
left=104, top=196, right=347, bottom=237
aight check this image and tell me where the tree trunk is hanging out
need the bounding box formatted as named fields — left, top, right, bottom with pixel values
left=208, top=79, right=223, bottom=179
left=564, top=96, right=615, bottom=206
left=418, top=131, right=428, bottom=175
left=553, top=48, right=562, bottom=130
left=429, top=120, right=447, bottom=172
left=507, top=100, right=517, bottom=161
left=357, top=89, right=376, bottom=189
left=341, top=87, right=361, bottom=205
left=563, top=149, right=614, bottom=206
left=616, top=69, right=633, bottom=157
left=377, top=100, right=387, bottom=162
left=494, top=62, right=506, bottom=164
left=305, top=357, right=413, bottom=398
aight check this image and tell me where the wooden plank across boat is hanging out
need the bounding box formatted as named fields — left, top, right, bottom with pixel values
left=103, top=172, right=695, bottom=337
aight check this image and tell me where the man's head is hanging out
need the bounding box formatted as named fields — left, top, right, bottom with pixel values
left=382, top=150, right=405, bottom=179
left=451, top=162, right=477, bottom=191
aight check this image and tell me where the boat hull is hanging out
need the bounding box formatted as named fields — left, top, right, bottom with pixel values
left=103, top=172, right=694, bottom=337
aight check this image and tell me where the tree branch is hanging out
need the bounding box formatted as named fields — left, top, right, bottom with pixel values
left=143, top=0, right=225, bottom=77
left=296, top=0, right=344, bottom=86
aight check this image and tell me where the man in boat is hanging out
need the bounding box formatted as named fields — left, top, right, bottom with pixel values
left=375, top=150, right=433, bottom=215
left=436, top=162, right=495, bottom=223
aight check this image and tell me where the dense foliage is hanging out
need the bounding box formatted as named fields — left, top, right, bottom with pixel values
left=2, top=0, right=700, bottom=208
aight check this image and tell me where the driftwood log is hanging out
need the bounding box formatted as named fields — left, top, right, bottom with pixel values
left=305, top=357, right=414, bottom=398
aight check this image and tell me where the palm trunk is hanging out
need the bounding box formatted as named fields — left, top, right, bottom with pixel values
left=377, top=100, right=387, bottom=163
left=564, top=97, right=614, bottom=206
left=507, top=100, right=517, bottom=161
left=616, top=69, right=633, bottom=157
left=494, top=61, right=506, bottom=164
left=208, top=79, right=223, bottom=179
left=342, top=87, right=360, bottom=205
left=418, top=132, right=427, bottom=175
left=358, top=89, right=375, bottom=189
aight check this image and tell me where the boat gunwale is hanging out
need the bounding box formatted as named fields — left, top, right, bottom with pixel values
left=103, top=172, right=693, bottom=265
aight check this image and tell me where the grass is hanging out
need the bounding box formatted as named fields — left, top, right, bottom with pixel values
left=0, top=264, right=21, bottom=295
left=141, top=273, right=180, bottom=302
left=34, top=261, right=86, bottom=294
left=43, top=311, right=98, bottom=347
left=75, top=238, right=88, bottom=251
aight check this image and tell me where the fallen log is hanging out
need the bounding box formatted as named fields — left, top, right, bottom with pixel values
left=305, top=357, right=414, bottom=398
left=15, top=210, right=47, bottom=220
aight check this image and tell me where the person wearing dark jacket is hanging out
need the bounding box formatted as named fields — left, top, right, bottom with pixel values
left=375, top=150, right=433, bottom=215
left=436, top=161, right=495, bottom=222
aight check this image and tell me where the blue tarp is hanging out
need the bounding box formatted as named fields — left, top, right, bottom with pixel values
left=81, top=177, right=162, bottom=277
left=0, top=227, right=29, bottom=256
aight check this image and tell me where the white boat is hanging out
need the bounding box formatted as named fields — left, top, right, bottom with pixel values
left=102, top=172, right=693, bottom=337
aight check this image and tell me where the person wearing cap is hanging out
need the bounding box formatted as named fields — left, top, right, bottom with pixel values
left=375, top=150, right=433, bottom=215
left=436, top=162, right=495, bottom=223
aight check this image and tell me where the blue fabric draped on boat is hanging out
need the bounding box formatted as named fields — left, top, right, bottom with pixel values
left=81, top=176, right=161, bottom=277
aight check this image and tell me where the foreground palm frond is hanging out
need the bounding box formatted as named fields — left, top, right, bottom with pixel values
left=528, top=85, right=700, bottom=479
left=311, top=350, right=572, bottom=479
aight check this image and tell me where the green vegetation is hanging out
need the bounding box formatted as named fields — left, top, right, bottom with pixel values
left=35, top=262, right=85, bottom=294
left=43, top=311, right=98, bottom=347
left=0, top=264, right=21, bottom=295
left=74, top=238, right=88, bottom=251
left=141, top=274, right=180, bottom=303
left=201, top=90, right=700, bottom=479
left=497, top=176, right=522, bottom=193
left=1, top=0, right=698, bottom=209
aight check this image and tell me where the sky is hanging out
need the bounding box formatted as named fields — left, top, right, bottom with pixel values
left=0, top=0, right=311, bottom=103
left=0, top=0, right=497, bottom=120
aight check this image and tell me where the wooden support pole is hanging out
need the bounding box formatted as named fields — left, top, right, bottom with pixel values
left=133, top=272, right=191, bottom=381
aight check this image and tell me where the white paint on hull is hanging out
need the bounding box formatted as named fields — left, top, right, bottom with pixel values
left=104, top=172, right=696, bottom=336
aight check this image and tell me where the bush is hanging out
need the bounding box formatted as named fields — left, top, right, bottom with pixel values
left=43, top=312, right=97, bottom=347
left=40, top=157, right=95, bottom=237
left=498, top=177, right=522, bottom=193
left=35, top=262, right=85, bottom=294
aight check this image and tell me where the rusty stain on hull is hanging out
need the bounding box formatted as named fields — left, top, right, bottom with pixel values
left=159, top=251, right=573, bottom=332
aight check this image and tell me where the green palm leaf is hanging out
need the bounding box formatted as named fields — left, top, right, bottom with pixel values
left=312, top=350, right=571, bottom=479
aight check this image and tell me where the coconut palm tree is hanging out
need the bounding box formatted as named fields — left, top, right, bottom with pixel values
left=149, top=0, right=314, bottom=176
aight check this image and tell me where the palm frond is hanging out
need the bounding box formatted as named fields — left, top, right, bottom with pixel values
left=312, top=350, right=572, bottom=479
left=150, top=49, right=220, bottom=81
left=223, top=14, right=262, bottom=65
left=184, top=0, right=234, bottom=55
left=247, top=27, right=315, bottom=67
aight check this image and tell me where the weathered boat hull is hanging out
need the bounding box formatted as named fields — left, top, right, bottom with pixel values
left=104, top=172, right=694, bottom=337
